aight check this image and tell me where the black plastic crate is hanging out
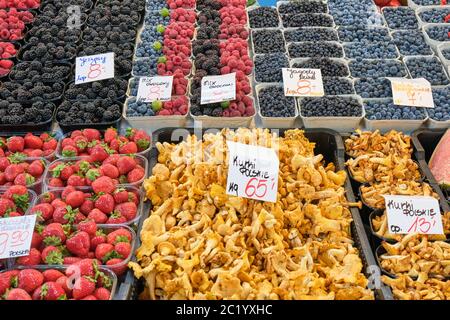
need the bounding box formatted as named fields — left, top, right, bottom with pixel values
left=116, top=128, right=391, bottom=300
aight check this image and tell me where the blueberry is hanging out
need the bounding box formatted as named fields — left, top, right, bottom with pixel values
left=146, top=0, right=166, bottom=11
left=284, top=27, right=338, bottom=42
left=323, top=77, right=355, bottom=95
left=426, top=25, right=450, bottom=42
left=258, top=86, right=296, bottom=118
left=442, top=48, right=450, bottom=60
left=427, top=87, right=450, bottom=121
left=411, top=0, right=442, bottom=5
left=300, top=96, right=363, bottom=117
left=132, top=58, right=158, bottom=77
left=338, top=27, right=392, bottom=42
left=329, top=0, right=384, bottom=27
left=282, top=13, right=334, bottom=28
left=354, top=78, right=392, bottom=98
left=255, top=53, right=289, bottom=83
left=364, top=100, right=427, bottom=120
left=349, top=59, right=407, bottom=78
left=248, top=7, right=280, bottom=28
left=144, top=10, right=170, bottom=26
left=288, top=42, right=344, bottom=58
left=392, top=30, right=433, bottom=56
left=278, top=1, right=328, bottom=16
left=292, top=58, right=349, bottom=77
left=383, top=7, right=418, bottom=30
left=252, top=29, right=286, bottom=54
left=344, top=42, right=398, bottom=59
left=419, top=7, right=450, bottom=23
left=405, top=56, right=449, bottom=86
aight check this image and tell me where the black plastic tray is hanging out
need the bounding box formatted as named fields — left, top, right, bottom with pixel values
left=116, top=128, right=392, bottom=300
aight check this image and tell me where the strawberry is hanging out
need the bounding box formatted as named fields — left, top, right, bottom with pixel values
left=113, top=189, right=129, bottom=204
left=95, top=193, right=114, bottom=214
left=102, top=154, right=121, bottom=166
left=6, top=136, right=24, bottom=152
left=77, top=219, right=97, bottom=237
left=90, top=145, right=110, bottom=162
left=56, top=276, right=72, bottom=295
left=27, top=160, right=45, bottom=177
left=2, top=184, right=27, bottom=199
left=109, top=139, right=121, bottom=152
left=74, top=211, right=87, bottom=224
left=65, top=191, right=85, bottom=208
left=72, top=276, right=96, bottom=299
left=70, top=130, right=83, bottom=138
left=73, top=135, right=88, bottom=152
left=119, top=141, right=138, bottom=154
left=29, top=149, right=44, bottom=157
left=14, top=172, right=35, bottom=186
left=51, top=163, right=73, bottom=181
left=87, top=208, right=108, bottom=224
left=52, top=206, right=74, bottom=224
left=61, top=186, right=77, bottom=199
left=127, top=167, right=145, bottom=183
left=42, top=269, right=65, bottom=282
left=85, top=168, right=101, bottom=182
left=61, top=138, right=76, bottom=149
left=105, top=258, right=127, bottom=275
left=31, top=231, right=43, bottom=248
left=0, top=198, right=15, bottom=217
left=42, top=223, right=67, bottom=244
left=42, top=138, right=57, bottom=151
left=0, top=270, right=19, bottom=295
left=42, top=246, right=64, bottom=265
left=63, top=257, right=82, bottom=265
left=67, top=174, right=85, bottom=187
left=34, top=282, right=66, bottom=300
left=62, top=145, right=78, bottom=157
left=24, top=135, right=43, bottom=150
left=80, top=198, right=95, bottom=215
left=116, top=156, right=136, bottom=175
left=17, top=269, right=44, bottom=293
left=82, top=129, right=101, bottom=142
left=4, top=163, right=24, bottom=181
left=95, top=243, right=116, bottom=262
left=106, top=211, right=127, bottom=224
left=16, top=248, right=41, bottom=266
left=104, top=128, right=117, bottom=144
left=51, top=198, right=67, bottom=209
left=41, top=192, right=56, bottom=203
left=92, top=176, right=115, bottom=194
left=114, top=241, right=131, bottom=259
left=100, top=163, right=119, bottom=179
left=0, top=157, right=10, bottom=170
left=48, top=178, right=64, bottom=187
left=94, top=287, right=111, bottom=300
left=6, top=288, right=32, bottom=300
left=133, top=130, right=151, bottom=151
left=106, top=228, right=132, bottom=245
left=66, top=231, right=90, bottom=257
left=90, top=231, right=107, bottom=251
left=66, top=259, right=96, bottom=277
left=30, top=203, right=54, bottom=221
left=114, top=202, right=137, bottom=221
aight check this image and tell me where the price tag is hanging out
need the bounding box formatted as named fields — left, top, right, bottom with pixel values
left=201, top=73, right=236, bottom=104
left=0, top=215, right=37, bottom=259
left=282, top=68, right=324, bottom=97
left=384, top=195, right=443, bottom=235
left=137, top=76, right=173, bottom=102
left=226, top=141, right=279, bottom=203
left=75, top=52, right=115, bottom=84
left=389, top=78, right=434, bottom=108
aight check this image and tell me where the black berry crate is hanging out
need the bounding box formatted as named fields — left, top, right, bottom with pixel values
left=116, top=128, right=392, bottom=300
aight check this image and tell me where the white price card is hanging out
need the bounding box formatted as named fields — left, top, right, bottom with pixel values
left=0, top=215, right=37, bottom=259
left=388, top=78, right=434, bottom=108
left=137, top=76, right=173, bottom=102
left=384, top=195, right=443, bottom=235
left=282, top=68, right=324, bottom=97
left=75, top=52, right=115, bottom=85
left=226, top=141, right=279, bottom=203
left=201, top=73, right=236, bottom=104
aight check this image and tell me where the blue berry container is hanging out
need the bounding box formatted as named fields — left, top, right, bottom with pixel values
left=423, top=23, right=450, bottom=50
left=416, top=5, right=450, bottom=27
left=408, top=0, right=443, bottom=9
left=436, top=43, right=450, bottom=74
left=247, top=6, right=282, bottom=29
left=426, top=85, right=450, bottom=128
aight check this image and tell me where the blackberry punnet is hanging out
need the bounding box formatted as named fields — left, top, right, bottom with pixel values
left=300, top=96, right=363, bottom=117
left=284, top=28, right=338, bottom=42
left=196, top=0, right=221, bottom=11
left=392, top=30, right=433, bottom=56
left=278, top=1, right=328, bottom=16
left=288, top=42, right=344, bottom=58
left=83, top=25, right=137, bottom=42
left=258, top=86, right=296, bottom=118
left=197, top=8, right=221, bottom=25
left=364, top=100, right=427, bottom=121
left=0, top=81, right=64, bottom=102
left=21, top=42, right=77, bottom=62
left=9, top=61, right=72, bottom=82
left=383, top=7, right=418, bottom=30
left=41, top=0, right=93, bottom=12
left=78, top=42, right=134, bottom=59
left=255, top=53, right=289, bottom=83
left=405, top=56, right=449, bottom=86
left=87, top=6, right=140, bottom=27
left=57, top=99, right=122, bottom=125
left=282, top=13, right=334, bottom=28
left=0, top=101, right=54, bottom=125
left=252, top=29, right=286, bottom=54
left=354, top=78, right=392, bottom=99
left=65, top=79, right=128, bottom=101
left=96, top=0, right=145, bottom=13
left=248, top=7, right=280, bottom=28
left=292, top=58, right=349, bottom=77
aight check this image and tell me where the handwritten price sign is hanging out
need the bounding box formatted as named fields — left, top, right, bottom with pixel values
left=201, top=73, right=236, bottom=104
left=0, top=215, right=37, bottom=259
left=75, top=52, right=115, bottom=85
left=389, top=78, right=434, bottom=108
left=282, top=68, right=324, bottom=97
left=137, top=76, right=173, bottom=102
left=384, top=195, right=443, bottom=235
left=226, top=141, right=279, bottom=203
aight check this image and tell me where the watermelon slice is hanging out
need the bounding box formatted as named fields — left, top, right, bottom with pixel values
left=429, top=129, right=450, bottom=189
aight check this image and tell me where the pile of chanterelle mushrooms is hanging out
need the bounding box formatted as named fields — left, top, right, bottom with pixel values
left=129, top=129, right=374, bottom=300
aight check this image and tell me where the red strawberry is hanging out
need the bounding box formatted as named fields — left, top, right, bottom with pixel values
left=67, top=174, right=85, bottom=187
left=51, top=198, right=67, bottom=209
left=30, top=203, right=54, bottom=221
left=102, top=154, right=121, bottom=166
left=48, top=177, right=64, bottom=187
left=29, top=149, right=44, bottom=157
left=90, top=145, right=110, bottom=162
left=62, top=145, right=78, bottom=157
left=33, top=282, right=66, bottom=300
left=127, top=168, right=145, bottom=183
left=6, top=136, right=24, bottom=152
left=87, top=208, right=108, bottom=224
left=70, top=130, right=83, bottom=138
left=27, top=160, right=45, bottom=177
left=72, top=276, right=96, bottom=300
left=6, top=288, right=32, bottom=300
left=51, top=163, right=72, bottom=181
left=113, top=189, right=128, bottom=204
left=95, top=243, right=116, bottom=262
left=42, top=269, right=64, bottom=282
left=74, top=211, right=87, bottom=224
left=92, top=176, right=115, bottom=194
left=17, top=269, right=44, bottom=293
left=104, top=128, right=117, bottom=143
left=3, top=185, right=27, bottom=199
left=31, top=231, right=43, bottom=249
left=94, top=287, right=111, bottom=300
left=85, top=168, right=101, bottom=182
left=116, top=156, right=136, bottom=175
left=52, top=206, right=72, bottom=224
left=90, top=231, right=107, bottom=251
left=0, top=198, right=16, bottom=217
left=0, top=157, right=10, bottom=171
left=82, top=129, right=101, bottom=142
left=24, top=135, right=43, bottom=150
left=114, top=202, right=137, bottom=221
left=65, top=191, right=85, bottom=208
left=77, top=219, right=97, bottom=237
left=61, top=185, right=77, bottom=199
left=16, top=248, right=42, bottom=266
left=14, top=173, right=36, bottom=186
left=79, top=198, right=94, bottom=215
left=56, top=276, right=72, bottom=295
left=106, top=212, right=127, bottom=224
left=66, top=259, right=96, bottom=277
left=100, top=163, right=119, bottom=179
left=106, top=258, right=127, bottom=275
left=0, top=270, right=20, bottom=295
left=114, top=241, right=131, bottom=259
left=119, top=141, right=138, bottom=154
left=63, top=257, right=82, bottom=265
left=95, top=193, right=114, bottom=214
left=41, top=246, right=64, bottom=265
left=106, top=228, right=132, bottom=245
left=109, top=139, right=121, bottom=152
left=133, top=130, right=151, bottom=151
left=66, top=231, right=91, bottom=257
left=73, top=135, right=88, bottom=152
left=41, top=192, right=56, bottom=203
left=61, top=138, right=76, bottom=149
left=42, top=138, right=57, bottom=151
left=4, top=163, right=25, bottom=181
left=42, top=223, right=67, bottom=244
